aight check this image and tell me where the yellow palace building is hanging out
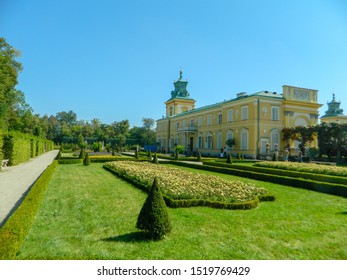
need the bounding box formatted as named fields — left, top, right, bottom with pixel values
left=156, top=71, right=321, bottom=159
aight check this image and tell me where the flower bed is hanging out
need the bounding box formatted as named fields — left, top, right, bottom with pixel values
left=254, top=162, right=347, bottom=177
left=104, top=161, right=270, bottom=204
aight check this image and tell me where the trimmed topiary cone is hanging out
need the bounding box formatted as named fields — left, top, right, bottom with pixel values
left=197, top=152, right=202, bottom=162
left=152, top=153, right=159, bottom=164
left=79, top=148, right=86, bottom=159
left=136, top=177, right=172, bottom=240
left=226, top=154, right=232, bottom=164
left=83, top=153, right=90, bottom=166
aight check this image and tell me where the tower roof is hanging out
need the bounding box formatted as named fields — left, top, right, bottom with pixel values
left=167, top=70, right=194, bottom=102
left=321, top=93, right=345, bottom=118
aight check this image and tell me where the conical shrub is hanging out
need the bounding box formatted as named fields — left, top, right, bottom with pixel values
left=136, top=177, right=172, bottom=240
left=83, top=153, right=90, bottom=166
left=152, top=153, right=159, bottom=164
left=226, top=154, right=232, bottom=164
left=79, top=148, right=86, bottom=159
left=197, top=152, right=202, bottom=162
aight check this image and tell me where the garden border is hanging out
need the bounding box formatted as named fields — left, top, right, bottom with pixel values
left=163, top=161, right=347, bottom=198
left=0, top=160, right=58, bottom=259
left=103, top=164, right=275, bottom=210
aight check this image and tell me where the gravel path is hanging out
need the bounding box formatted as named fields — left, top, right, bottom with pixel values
left=0, top=150, right=59, bottom=226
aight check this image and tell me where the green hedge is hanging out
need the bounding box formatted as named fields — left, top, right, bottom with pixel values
left=2, top=131, right=54, bottom=166
left=0, top=130, right=3, bottom=171
left=163, top=161, right=347, bottom=198
left=204, top=162, right=347, bottom=186
left=57, top=158, right=83, bottom=164
left=0, top=160, right=58, bottom=259
left=3, top=132, right=31, bottom=165
left=103, top=164, right=272, bottom=210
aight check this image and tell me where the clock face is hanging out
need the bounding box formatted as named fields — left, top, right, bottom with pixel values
left=294, top=89, right=309, bottom=101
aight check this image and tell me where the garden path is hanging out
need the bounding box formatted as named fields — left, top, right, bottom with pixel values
left=0, top=150, right=59, bottom=226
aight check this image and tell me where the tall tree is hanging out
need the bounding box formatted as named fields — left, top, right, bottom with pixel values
left=142, top=117, right=156, bottom=145
left=0, top=37, right=23, bottom=130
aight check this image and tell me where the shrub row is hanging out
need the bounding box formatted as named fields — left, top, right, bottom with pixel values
left=163, top=161, right=347, bottom=198
left=57, top=157, right=150, bottom=164
left=1, top=131, right=54, bottom=166
left=57, top=158, right=83, bottom=164
left=204, top=161, right=347, bottom=186
left=0, top=160, right=58, bottom=259
left=103, top=164, right=269, bottom=210
left=0, top=130, right=3, bottom=171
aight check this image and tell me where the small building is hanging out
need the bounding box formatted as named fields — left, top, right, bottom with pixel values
left=320, top=94, right=347, bottom=124
left=156, top=71, right=322, bottom=158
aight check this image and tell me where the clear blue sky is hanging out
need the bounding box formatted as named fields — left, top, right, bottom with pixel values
left=1, top=0, right=347, bottom=127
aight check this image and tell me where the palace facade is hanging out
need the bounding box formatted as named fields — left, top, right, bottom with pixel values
left=156, top=72, right=322, bottom=158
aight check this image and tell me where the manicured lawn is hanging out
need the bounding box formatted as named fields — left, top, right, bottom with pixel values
left=16, top=163, right=347, bottom=259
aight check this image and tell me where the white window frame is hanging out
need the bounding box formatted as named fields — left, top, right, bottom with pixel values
left=226, top=129, right=234, bottom=142
left=190, top=118, right=194, bottom=127
left=206, top=132, right=212, bottom=149
left=198, top=116, right=202, bottom=127
left=272, top=106, right=279, bottom=121
left=218, top=113, right=222, bottom=124
left=227, top=109, right=233, bottom=122
left=207, top=114, right=212, bottom=126
left=217, top=131, right=222, bottom=149
left=271, top=129, right=280, bottom=150
left=241, top=106, right=248, bottom=120
left=241, top=128, right=249, bottom=150
left=197, top=133, right=203, bottom=149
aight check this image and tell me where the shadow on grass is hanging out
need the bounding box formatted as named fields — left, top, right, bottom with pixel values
left=338, top=211, right=347, bottom=215
left=101, top=231, right=151, bottom=243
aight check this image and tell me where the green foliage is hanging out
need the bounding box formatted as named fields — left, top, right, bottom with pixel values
left=226, top=154, right=232, bottom=164
left=197, top=152, right=202, bottom=162
left=0, top=161, right=57, bottom=259
left=83, top=153, right=90, bottom=166
left=272, top=152, right=278, bottom=161
left=147, top=150, right=152, bottom=159
left=0, top=131, right=3, bottom=171
left=78, top=148, right=86, bottom=159
left=175, top=145, right=185, bottom=154
left=135, top=149, right=139, bottom=159
left=174, top=149, right=179, bottom=160
left=152, top=153, right=159, bottom=164
left=92, top=142, right=102, bottom=152
left=3, top=132, right=31, bottom=165
left=226, top=138, right=236, bottom=149
left=56, top=150, right=62, bottom=159
left=57, top=159, right=83, bottom=164
left=136, top=178, right=172, bottom=240
left=2, top=131, right=53, bottom=166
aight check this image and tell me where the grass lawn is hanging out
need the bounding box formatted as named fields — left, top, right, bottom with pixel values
left=16, top=163, right=347, bottom=260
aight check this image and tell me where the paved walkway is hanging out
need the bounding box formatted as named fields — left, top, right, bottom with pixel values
left=0, top=150, right=59, bottom=226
